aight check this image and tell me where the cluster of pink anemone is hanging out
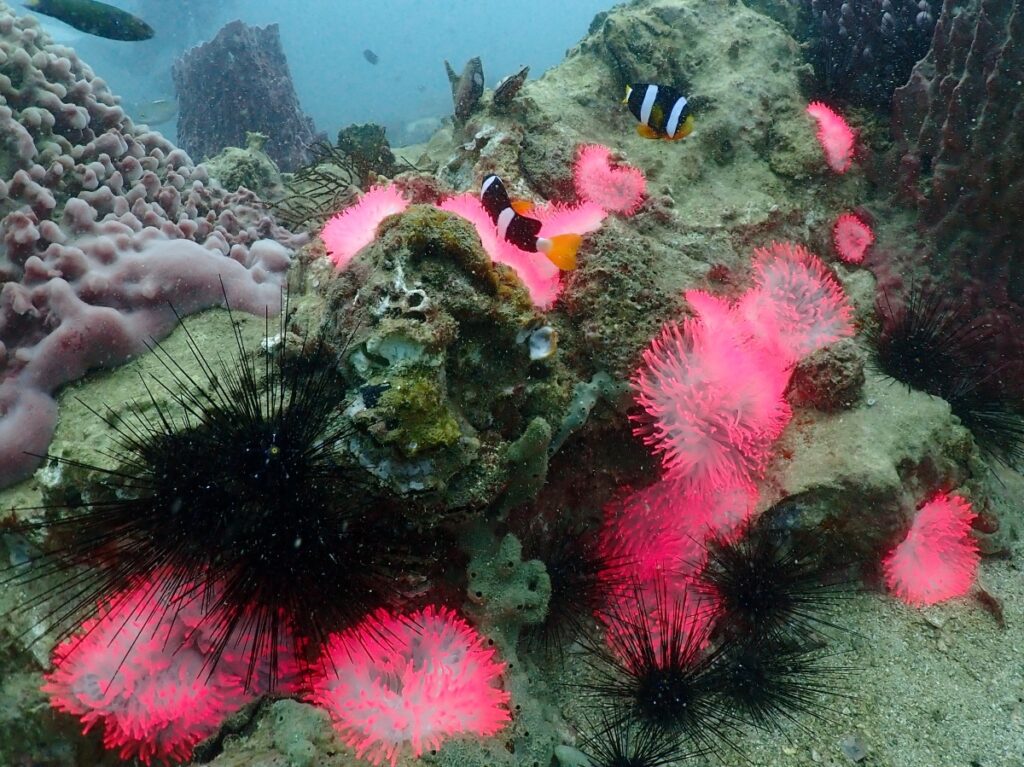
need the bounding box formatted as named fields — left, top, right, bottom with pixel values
left=803, top=102, right=877, bottom=265
left=804, top=102, right=979, bottom=605
left=43, top=575, right=303, bottom=764
left=43, top=575, right=509, bottom=766
left=600, top=241, right=854, bottom=648
left=320, top=143, right=646, bottom=308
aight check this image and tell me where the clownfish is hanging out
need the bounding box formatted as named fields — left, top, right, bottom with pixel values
left=623, top=83, right=694, bottom=141
left=480, top=175, right=581, bottom=271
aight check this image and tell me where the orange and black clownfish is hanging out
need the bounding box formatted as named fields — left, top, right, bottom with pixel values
left=480, top=174, right=581, bottom=271
left=623, top=83, right=694, bottom=141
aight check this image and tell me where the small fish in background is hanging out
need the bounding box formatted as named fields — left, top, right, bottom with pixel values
left=132, top=98, right=177, bottom=127
left=480, top=175, right=581, bottom=271
left=23, top=0, right=154, bottom=41
left=623, top=82, right=694, bottom=140
left=363, top=48, right=379, bottom=65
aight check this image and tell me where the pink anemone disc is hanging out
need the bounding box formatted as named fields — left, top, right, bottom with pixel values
left=310, top=605, right=511, bottom=767
left=739, top=241, right=854, bottom=366
left=833, top=212, right=875, bottom=264
left=632, top=317, right=792, bottom=494
left=41, top=575, right=300, bottom=765
left=806, top=101, right=855, bottom=173
left=320, top=184, right=410, bottom=270
left=573, top=143, right=647, bottom=215
left=439, top=194, right=606, bottom=309
left=883, top=493, right=980, bottom=606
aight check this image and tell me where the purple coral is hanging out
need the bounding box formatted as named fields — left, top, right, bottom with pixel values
left=0, top=5, right=301, bottom=488
left=172, top=20, right=317, bottom=172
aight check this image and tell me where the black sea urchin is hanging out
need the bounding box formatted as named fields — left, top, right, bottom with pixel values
left=577, top=713, right=697, bottom=767
left=869, top=285, right=1024, bottom=468
left=520, top=520, right=615, bottom=659
left=696, top=514, right=848, bottom=644
left=5, top=302, right=418, bottom=686
left=580, top=580, right=734, bottom=755
left=708, top=637, right=849, bottom=733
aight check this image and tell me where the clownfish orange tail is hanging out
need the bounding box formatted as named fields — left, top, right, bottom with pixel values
left=537, top=233, right=581, bottom=271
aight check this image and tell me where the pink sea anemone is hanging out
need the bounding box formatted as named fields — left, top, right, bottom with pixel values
left=42, top=576, right=296, bottom=765
left=533, top=199, right=608, bottom=236
left=321, top=184, right=410, bottom=269
left=573, top=144, right=647, bottom=215
left=440, top=193, right=561, bottom=308
left=599, top=478, right=758, bottom=589
left=806, top=102, right=855, bottom=173
left=632, top=318, right=792, bottom=494
left=311, top=605, right=511, bottom=766
left=739, top=241, right=854, bottom=365
left=833, top=212, right=874, bottom=264
left=883, top=493, right=980, bottom=606
left=440, top=194, right=606, bottom=309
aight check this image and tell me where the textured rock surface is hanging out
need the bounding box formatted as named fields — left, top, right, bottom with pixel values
left=889, top=0, right=1024, bottom=385
left=787, top=336, right=867, bottom=411
left=173, top=20, right=317, bottom=172
left=1, top=1, right=1020, bottom=766
left=798, top=0, right=937, bottom=108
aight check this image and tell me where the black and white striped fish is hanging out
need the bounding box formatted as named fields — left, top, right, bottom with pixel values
left=479, top=175, right=581, bottom=271
left=623, top=83, right=694, bottom=141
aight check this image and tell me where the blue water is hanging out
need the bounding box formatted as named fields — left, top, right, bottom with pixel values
left=36, top=0, right=610, bottom=146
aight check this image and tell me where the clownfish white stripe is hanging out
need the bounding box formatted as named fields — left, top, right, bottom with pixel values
left=666, top=96, right=688, bottom=138
left=496, top=207, right=515, bottom=240
left=640, top=84, right=658, bottom=126
left=481, top=175, right=499, bottom=195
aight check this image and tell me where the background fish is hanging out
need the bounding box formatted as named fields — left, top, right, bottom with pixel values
left=24, top=0, right=154, bottom=41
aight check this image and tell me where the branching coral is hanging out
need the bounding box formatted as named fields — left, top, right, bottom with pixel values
left=883, top=493, right=979, bottom=606
left=310, top=605, right=511, bottom=766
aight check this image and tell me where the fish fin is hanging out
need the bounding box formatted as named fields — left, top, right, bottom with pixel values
left=538, top=234, right=581, bottom=271
left=636, top=124, right=660, bottom=139
left=622, top=85, right=632, bottom=105
left=670, top=115, right=695, bottom=140
left=511, top=199, right=535, bottom=215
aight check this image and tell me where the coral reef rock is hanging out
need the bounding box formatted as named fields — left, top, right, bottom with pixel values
left=0, top=2, right=299, bottom=488
left=320, top=205, right=574, bottom=513
left=173, top=20, right=317, bottom=172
